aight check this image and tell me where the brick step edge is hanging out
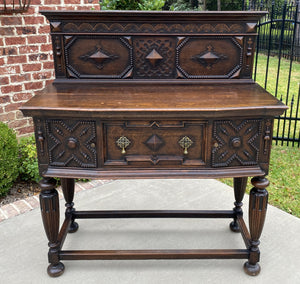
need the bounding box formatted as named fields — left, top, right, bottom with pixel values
left=0, top=180, right=112, bottom=223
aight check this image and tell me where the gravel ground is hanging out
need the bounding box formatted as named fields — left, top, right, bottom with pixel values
left=0, top=181, right=40, bottom=206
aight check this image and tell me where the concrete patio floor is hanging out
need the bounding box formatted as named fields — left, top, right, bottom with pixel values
left=1, top=179, right=299, bottom=284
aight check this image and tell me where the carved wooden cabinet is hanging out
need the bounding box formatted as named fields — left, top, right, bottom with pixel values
left=20, top=11, right=287, bottom=277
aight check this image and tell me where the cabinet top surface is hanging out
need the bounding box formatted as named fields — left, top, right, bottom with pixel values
left=21, top=83, right=286, bottom=117
left=41, top=10, right=267, bottom=21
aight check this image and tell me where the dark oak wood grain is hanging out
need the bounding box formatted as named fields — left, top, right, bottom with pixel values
left=20, top=10, right=286, bottom=277
left=21, top=83, right=286, bottom=118
left=59, top=249, right=250, bottom=260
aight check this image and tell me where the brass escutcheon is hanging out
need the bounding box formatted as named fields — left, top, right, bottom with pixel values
left=178, top=136, right=193, bottom=155
left=116, top=136, right=131, bottom=154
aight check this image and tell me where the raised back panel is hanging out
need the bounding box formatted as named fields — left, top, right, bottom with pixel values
left=42, top=11, right=266, bottom=83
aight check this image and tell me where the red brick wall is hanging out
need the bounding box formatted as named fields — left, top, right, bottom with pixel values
left=0, top=0, right=100, bottom=137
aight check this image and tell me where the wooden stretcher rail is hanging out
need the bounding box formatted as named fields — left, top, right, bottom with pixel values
left=59, top=249, right=250, bottom=260
left=237, top=215, right=252, bottom=249
left=72, top=210, right=236, bottom=219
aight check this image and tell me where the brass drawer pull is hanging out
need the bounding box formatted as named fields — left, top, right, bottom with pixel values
left=116, top=136, right=131, bottom=154
left=178, top=136, right=193, bottom=155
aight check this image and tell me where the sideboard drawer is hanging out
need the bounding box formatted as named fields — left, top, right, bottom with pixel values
left=45, top=119, right=97, bottom=168
left=34, top=117, right=271, bottom=176
left=103, top=120, right=207, bottom=167
left=211, top=119, right=263, bottom=168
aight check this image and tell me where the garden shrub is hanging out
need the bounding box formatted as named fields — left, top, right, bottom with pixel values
left=100, top=0, right=165, bottom=10
left=18, top=135, right=40, bottom=183
left=0, top=122, right=19, bottom=197
left=18, top=135, right=88, bottom=184
left=164, top=0, right=198, bottom=10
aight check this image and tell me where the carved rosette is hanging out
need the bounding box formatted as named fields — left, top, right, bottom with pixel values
left=46, top=120, right=97, bottom=168
left=212, top=119, right=262, bottom=167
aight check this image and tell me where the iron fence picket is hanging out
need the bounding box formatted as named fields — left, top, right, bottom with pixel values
left=251, top=0, right=300, bottom=146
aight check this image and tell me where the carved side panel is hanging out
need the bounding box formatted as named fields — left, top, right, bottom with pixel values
left=33, top=118, right=49, bottom=176
left=46, top=120, right=97, bottom=168
left=52, top=35, right=66, bottom=78
left=177, top=37, right=243, bottom=79
left=241, top=36, right=256, bottom=78
left=212, top=119, right=262, bottom=167
left=259, top=119, right=274, bottom=175
left=133, top=37, right=176, bottom=79
left=64, top=36, right=133, bottom=79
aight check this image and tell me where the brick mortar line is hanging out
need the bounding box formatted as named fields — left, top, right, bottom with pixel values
left=0, top=180, right=113, bottom=223
left=10, top=203, right=21, bottom=214
left=23, top=199, right=33, bottom=210
left=0, top=208, right=8, bottom=219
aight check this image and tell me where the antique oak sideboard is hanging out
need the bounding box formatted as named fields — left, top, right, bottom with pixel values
left=20, top=11, right=287, bottom=277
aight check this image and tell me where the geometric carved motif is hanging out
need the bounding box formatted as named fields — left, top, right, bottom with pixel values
left=212, top=119, right=262, bottom=167
left=62, top=22, right=245, bottom=34
left=133, top=37, right=175, bottom=79
left=46, top=120, right=97, bottom=168
left=191, top=45, right=227, bottom=69
left=79, top=45, right=119, bottom=70
left=146, top=49, right=163, bottom=67
left=176, top=37, right=242, bottom=79
left=65, top=36, right=133, bottom=79
left=144, top=134, right=164, bottom=151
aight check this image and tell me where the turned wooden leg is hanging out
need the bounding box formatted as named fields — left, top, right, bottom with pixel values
left=230, top=177, right=248, bottom=232
left=39, top=177, right=64, bottom=277
left=244, top=176, right=269, bottom=276
left=61, top=178, right=78, bottom=233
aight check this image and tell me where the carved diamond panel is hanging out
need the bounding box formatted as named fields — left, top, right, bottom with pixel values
left=191, top=45, right=226, bottom=69
left=65, top=36, right=133, bottom=79
left=212, top=120, right=262, bottom=167
left=46, top=120, right=97, bottom=168
left=80, top=47, right=119, bottom=70
left=144, top=134, right=164, bottom=151
left=146, top=49, right=163, bottom=67
left=133, top=37, right=176, bottom=79
left=177, top=37, right=242, bottom=79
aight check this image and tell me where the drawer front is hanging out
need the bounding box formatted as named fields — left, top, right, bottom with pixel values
left=104, top=121, right=207, bottom=167
left=45, top=119, right=97, bottom=168
left=33, top=118, right=271, bottom=177
left=212, top=119, right=263, bottom=167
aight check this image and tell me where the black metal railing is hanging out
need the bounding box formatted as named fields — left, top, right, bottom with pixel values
left=0, top=0, right=31, bottom=14
left=251, top=0, right=300, bottom=146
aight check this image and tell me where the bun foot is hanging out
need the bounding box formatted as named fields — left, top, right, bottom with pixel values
left=47, top=262, right=65, bottom=277
left=229, top=221, right=240, bottom=233
left=243, top=261, right=261, bottom=276
left=68, top=221, right=79, bottom=233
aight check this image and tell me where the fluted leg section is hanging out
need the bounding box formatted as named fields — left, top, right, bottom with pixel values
left=39, top=177, right=64, bottom=277
left=244, top=176, right=269, bottom=276
left=61, top=178, right=78, bottom=233
left=230, top=177, right=247, bottom=232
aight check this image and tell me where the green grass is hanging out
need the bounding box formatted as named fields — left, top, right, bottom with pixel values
left=220, top=53, right=300, bottom=218
left=254, top=53, right=300, bottom=103
left=254, top=53, right=300, bottom=144
left=220, top=144, right=300, bottom=217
